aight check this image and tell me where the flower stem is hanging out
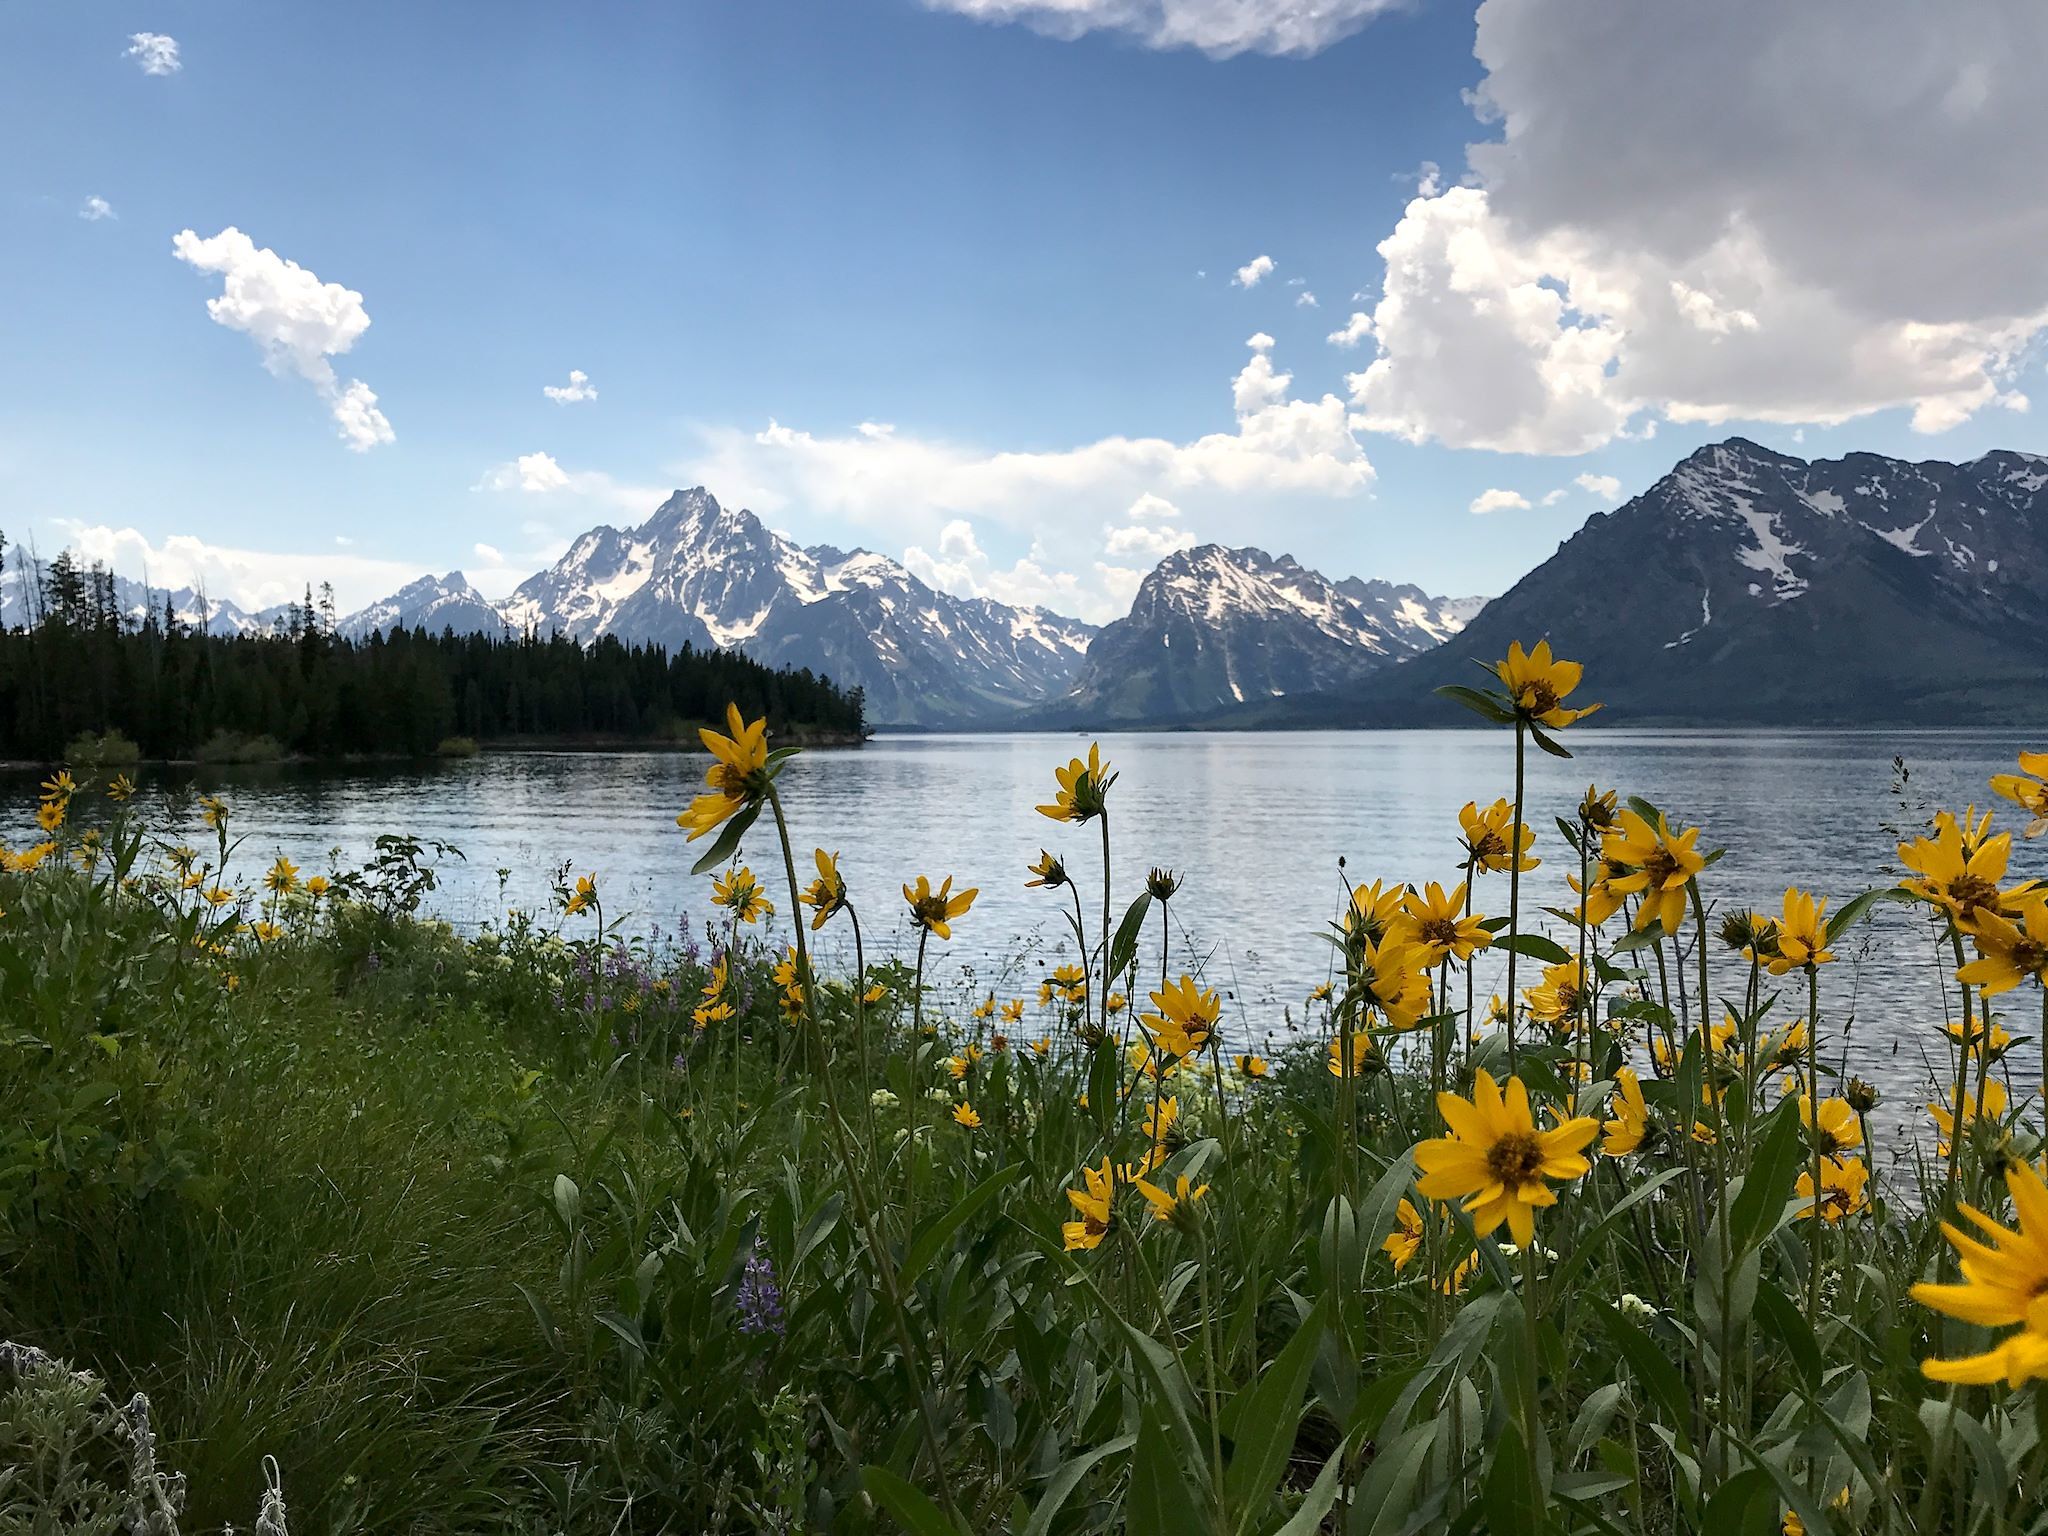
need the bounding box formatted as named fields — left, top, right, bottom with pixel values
left=1504, top=719, right=1527, bottom=1072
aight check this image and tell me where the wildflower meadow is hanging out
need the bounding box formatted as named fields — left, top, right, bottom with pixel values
left=4, top=649, right=2048, bottom=1535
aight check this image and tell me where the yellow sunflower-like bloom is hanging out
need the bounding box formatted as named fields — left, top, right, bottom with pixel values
left=1945, top=1016, right=2013, bottom=1059
left=565, top=873, right=598, bottom=916
left=1957, top=897, right=2048, bottom=995
left=1063, top=1158, right=1116, bottom=1251
left=800, top=849, right=848, bottom=929
left=1391, top=881, right=1493, bottom=967
left=1051, top=962, right=1088, bottom=1003
left=1799, top=1095, right=1863, bottom=1156
left=712, top=866, right=773, bottom=924
left=1346, top=879, right=1406, bottom=946
left=1359, top=936, right=1433, bottom=1030
left=1913, top=1159, right=2048, bottom=1386
left=1899, top=810, right=2035, bottom=929
left=1769, top=887, right=1834, bottom=972
left=1568, top=858, right=1631, bottom=928
left=862, top=981, right=886, bottom=1005
left=1495, top=639, right=1602, bottom=728
left=1459, top=800, right=1539, bottom=875
left=952, top=1102, right=981, bottom=1130
left=676, top=704, right=772, bottom=841
left=904, top=874, right=977, bottom=939
left=1140, top=1095, right=1178, bottom=1144
left=1929, top=1078, right=2009, bottom=1158
left=199, top=794, right=229, bottom=832
left=265, top=855, right=299, bottom=894
left=1602, top=1067, right=1653, bottom=1157
left=304, top=875, right=329, bottom=898
left=1000, top=997, right=1025, bottom=1025
left=1523, top=958, right=1588, bottom=1027
left=1025, top=850, right=1069, bottom=890
left=35, top=800, right=65, bottom=834
left=1601, top=808, right=1706, bottom=936
left=1235, top=1053, right=1270, bottom=1080
left=1146, top=974, right=1221, bottom=1058
left=1037, top=742, right=1115, bottom=823
left=107, top=774, right=136, bottom=802
left=1990, top=751, right=2048, bottom=839
left=40, top=769, right=76, bottom=803
left=1782, top=1489, right=1852, bottom=1536
left=1327, top=1032, right=1381, bottom=1078
left=1413, top=1069, right=1599, bottom=1247
left=1383, top=1198, right=1425, bottom=1272
left=1134, top=1173, right=1209, bottom=1231
left=1795, top=1155, right=1869, bottom=1224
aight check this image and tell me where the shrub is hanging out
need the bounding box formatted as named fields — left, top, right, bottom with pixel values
left=194, top=731, right=283, bottom=765
left=432, top=735, right=480, bottom=758
left=60, top=729, right=142, bottom=769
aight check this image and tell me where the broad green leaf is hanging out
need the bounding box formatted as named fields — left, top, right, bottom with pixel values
left=1434, top=684, right=1516, bottom=725
left=1128, top=1402, right=1208, bottom=1531
left=901, top=1163, right=1023, bottom=1290
left=1020, top=1435, right=1135, bottom=1536
left=1729, top=1098, right=1806, bottom=1254
left=1222, top=1295, right=1328, bottom=1532
left=688, top=801, right=763, bottom=875
left=861, top=1466, right=966, bottom=1536
left=1496, top=932, right=1574, bottom=965
left=1106, top=892, right=1154, bottom=987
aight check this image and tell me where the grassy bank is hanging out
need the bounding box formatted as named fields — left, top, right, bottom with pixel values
left=3, top=675, right=2047, bottom=1535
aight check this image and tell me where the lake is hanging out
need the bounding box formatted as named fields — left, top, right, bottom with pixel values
left=10, top=729, right=2043, bottom=1137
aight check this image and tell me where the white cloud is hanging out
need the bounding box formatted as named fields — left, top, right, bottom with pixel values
left=1295, top=290, right=1319, bottom=308
left=79, top=196, right=116, bottom=222
left=1344, top=0, right=2048, bottom=451
left=125, top=32, right=181, bottom=75
left=1125, top=492, right=1180, bottom=522
left=1103, top=521, right=1196, bottom=559
left=1468, top=487, right=1532, bottom=515
left=60, top=524, right=423, bottom=613
left=472, top=451, right=662, bottom=511
left=902, top=520, right=1125, bottom=622
left=543, top=368, right=597, bottom=404
left=1574, top=472, right=1622, bottom=499
left=172, top=227, right=394, bottom=452
left=1233, top=254, right=1276, bottom=289
left=1326, top=311, right=1374, bottom=348
left=474, top=542, right=505, bottom=564
left=1539, top=488, right=1566, bottom=506
left=920, top=0, right=1404, bottom=57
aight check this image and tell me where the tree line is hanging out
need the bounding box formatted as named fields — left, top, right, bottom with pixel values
left=0, top=540, right=866, bottom=761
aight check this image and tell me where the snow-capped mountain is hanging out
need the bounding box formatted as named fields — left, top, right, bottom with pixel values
left=337, top=571, right=510, bottom=640
left=1275, top=437, right=2048, bottom=726
left=496, top=488, right=1097, bottom=726
left=1060, top=543, right=1485, bottom=722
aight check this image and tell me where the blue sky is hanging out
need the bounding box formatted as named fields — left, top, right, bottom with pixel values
left=4, top=0, right=2043, bottom=619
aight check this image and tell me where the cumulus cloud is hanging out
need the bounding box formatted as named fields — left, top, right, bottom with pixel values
left=1468, top=488, right=1532, bottom=515
left=1125, top=492, right=1181, bottom=522
left=1326, top=311, right=1374, bottom=348
left=1295, top=290, right=1319, bottom=308
left=1343, top=0, right=2048, bottom=451
left=172, top=227, right=395, bottom=451
left=60, top=523, right=423, bottom=613
left=79, top=196, right=115, bottom=222
left=125, top=32, right=180, bottom=74
left=544, top=368, right=597, bottom=404
left=920, top=0, right=1404, bottom=58
left=901, top=519, right=1128, bottom=621
left=1103, top=521, right=1196, bottom=560
left=1233, top=254, right=1276, bottom=289
left=1575, top=472, right=1622, bottom=499
left=473, top=451, right=662, bottom=511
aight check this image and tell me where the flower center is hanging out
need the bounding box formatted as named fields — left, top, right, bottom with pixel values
left=1949, top=873, right=2000, bottom=913
left=1485, top=1130, right=1546, bottom=1187
left=1521, top=681, right=1560, bottom=715
left=1421, top=916, right=1462, bottom=949
left=1643, top=847, right=1680, bottom=884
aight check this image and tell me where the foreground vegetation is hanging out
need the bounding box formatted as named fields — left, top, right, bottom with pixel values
left=4, top=658, right=2048, bottom=1534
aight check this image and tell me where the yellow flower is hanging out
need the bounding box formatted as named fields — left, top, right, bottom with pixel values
left=712, top=866, right=773, bottom=924
left=1769, top=887, right=1834, bottom=972
left=1579, top=785, right=1619, bottom=834
left=1037, top=743, right=1115, bottom=823
left=1146, top=867, right=1182, bottom=901
left=107, top=774, right=136, bottom=802
left=1106, top=992, right=1127, bottom=1017
left=1602, top=1067, right=1653, bottom=1157
left=1146, top=974, right=1221, bottom=1058
left=1782, top=1490, right=1852, bottom=1536
left=1436, top=1252, right=1481, bottom=1296
left=1025, top=850, right=1069, bottom=889
left=249, top=919, right=285, bottom=944
left=565, top=874, right=598, bottom=916
left=1383, top=1198, right=1424, bottom=1272
left=1945, top=1016, right=2013, bottom=1060
left=304, top=875, right=330, bottom=899
left=945, top=1053, right=971, bottom=1080
left=1459, top=800, right=1539, bottom=874
left=1307, top=982, right=1333, bottom=1004
left=1051, top=962, right=1087, bottom=1002
left=1990, top=750, right=2048, bottom=839
left=1391, top=881, right=1492, bottom=966
left=1496, top=639, right=1601, bottom=728
left=1140, top=1095, right=1178, bottom=1145
left=972, top=993, right=997, bottom=1022
left=35, top=800, right=65, bottom=834
left=800, top=849, right=848, bottom=929
left=203, top=885, right=235, bottom=908
left=1799, top=1095, right=1863, bottom=1156
left=863, top=981, right=886, bottom=1005
left=1899, top=810, right=2033, bottom=929
left=952, top=1102, right=981, bottom=1130
left=1795, top=1155, right=1869, bottom=1223
left=1928, top=1078, right=2009, bottom=1158
left=1235, top=1053, right=1270, bottom=1080
left=903, top=874, right=976, bottom=939
left=1957, top=898, right=2048, bottom=995
left=676, top=704, right=772, bottom=841
left=1347, top=879, right=1407, bottom=944
left=1358, top=936, right=1432, bottom=1030
left=1413, top=1069, right=1599, bottom=1247
left=264, top=855, right=300, bottom=894
left=1062, top=1158, right=1116, bottom=1251
left=1913, top=1159, right=2048, bottom=1386
left=1327, top=1032, right=1381, bottom=1078
left=1601, top=808, right=1706, bottom=936
left=1523, top=959, right=1588, bottom=1027
left=1134, top=1173, right=1209, bottom=1228
left=40, top=770, right=76, bottom=802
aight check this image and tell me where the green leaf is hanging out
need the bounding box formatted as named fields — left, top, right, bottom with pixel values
left=1824, top=886, right=1911, bottom=945
left=688, top=801, right=763, bottom=875
left=793, top=1192, right=844, bottom=1272
left=1528, top=721, right=1575, bottom=760
left=1548, top=1167, right=1686, bottom=1299
left=1129, top=1401, right=1208, bottom=1531
left=1272, top=1444, right=1345, bottom=1536
left=900, top=1163, right=1023, bottom=1291
left=861, top=1466, right=966, bottom=1536
left=1021, top=1435, right=1135, bottom=1536
left=1752, top=1281, right=1823, bottom=1387
left=1351, top=1420, right=1438, bottom=1536
left=1222, top=1296, right=1328, bottom=1533
left=1698, top=1467, right=1778, bottom=1534
left=1599, top=1307, right=1690, bottom=1445
left=1728, top=1098, right=1806, bottom=1254
left=1435, top=684, right=1516, bottom=725
left=1497, top=932, right=1574, bottom=965
left=1484, top=1418, right=1548, bottom=1535
left=1106, top=892, right=1154, bottom=987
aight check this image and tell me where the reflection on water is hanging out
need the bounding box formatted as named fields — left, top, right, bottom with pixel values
left=10, top=729, right=2042, bottom=1142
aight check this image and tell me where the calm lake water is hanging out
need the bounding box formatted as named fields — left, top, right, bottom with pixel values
left=10, top=729, right=2044, bottom=1141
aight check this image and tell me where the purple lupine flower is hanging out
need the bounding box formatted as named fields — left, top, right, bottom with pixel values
left=735, top=1242, right=785, bottom=1336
